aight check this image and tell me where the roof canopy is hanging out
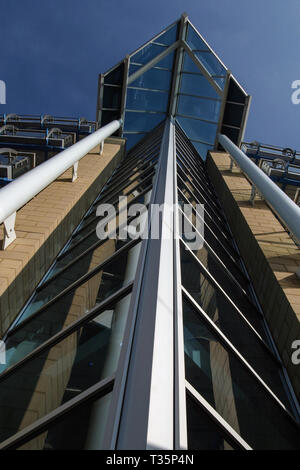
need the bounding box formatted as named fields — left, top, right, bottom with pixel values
left=96, top=14, right=250, bottom=158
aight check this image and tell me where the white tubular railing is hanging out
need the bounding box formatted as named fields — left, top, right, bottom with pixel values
left=218, top=134, right=300, bottom=246
left=0, top=119, right=122, bottom=249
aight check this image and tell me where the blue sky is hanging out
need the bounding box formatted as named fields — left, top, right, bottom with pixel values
left=1, top=0, right=300, bottom=149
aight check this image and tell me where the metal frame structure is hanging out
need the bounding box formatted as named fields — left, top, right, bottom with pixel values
left=0, top=119, right=299, bottom=450
left=96, top=14, right=251, bottom=156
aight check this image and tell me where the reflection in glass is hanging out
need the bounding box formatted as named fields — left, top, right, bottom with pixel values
left=178, top=95, right=221, bottom=122
left=183, top=298, right=300, bottom=449
left=18, top=391, right=112, bottom=450
left=176, top=116, right=217, bottom=144
left=126, top=88, right=169, bottom=113
left=0, top=294, right=131, bottom=443
left=15, top=241, right=141, bottom=326
left=186, top=394, right=235, bottom=450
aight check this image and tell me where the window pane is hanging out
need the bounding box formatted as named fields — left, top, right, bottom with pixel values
left=129, top=64, right=172, bottom=90
left=124, top=133, right=146, bottom=150
left=0, top=294, right=131, bottom=443
left=156, top=23, right=178, bottom=45
left=178, top=94, right=221, bottom=122
left=186, top=394, right=236, bottom=450
left=181, top=246, right=292, bottom=410
left=180, top=73, right=219, bottom=99
left=18, top=391, right=112, bottom=450
left=124, top=111, right=165, bottom=133
left=180, top=242, right=266, bottom=338
left=126, top=88, right=169, bottom=112
left=182, top=53, right=202, bottom=74
left=176, top=116, right=217, bottom=144
left=186, top=25, right=209, bottom=52
left=195, top=51, right=226, bottom=77
left=15, top=241, right=141, bottom=326
left=183, top=298, right=300, bottom=449
left=189, top=141, right=213, bottom=160
left=131, top=43, right=173, bottom=68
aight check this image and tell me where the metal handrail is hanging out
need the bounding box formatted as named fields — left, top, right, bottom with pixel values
left=0, top=119, right=122, bottom=248
left=218, top=134, right=300, bottom=245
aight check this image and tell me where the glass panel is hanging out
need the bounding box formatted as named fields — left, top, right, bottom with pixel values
left=182, top=53, right=203, bottom=74
left=124, top=133, right=146, bottom=150
left=63, top=175, right=153, bottom=255
left=124, top=111, right=165, bottom=133
left=102, top=85, right=122, bottom=108
left=180, top=241, right=265, bottom=336
left=190, top=141, right=213, bottom=160
left=195, top=51, right=226, bottom=77
left=186, top=25, right=209, bottom=52
left=129, top=64, right=172, bottom=90
left=131, top=44, right=174, bottom=68
left=186, top=394, right=236, bottom=450
left=14, top=241, right=141, bottom=327
left=177, top=188, right=243, bottom=278
left=104, top=64, right=124, bottom=85
left=180, top=73, right=219, bottom=99
left=18, top=391, right=112, bottom=450
left=73, top=187, right=152, bottom=248
left=183, top=298, right=300, bottom=449
left=176, top=116, right=217, bottom=144
left=156, top=23, right=178, bottom=45
left=215, top=76, right=226, bottom=90
left=177, top=95, right=221, bottom=122
left=181, top=246, right=293, bottom=410
left=0, top=293, right=131, bottom=443
left=126, top=88, right=169, bottom=112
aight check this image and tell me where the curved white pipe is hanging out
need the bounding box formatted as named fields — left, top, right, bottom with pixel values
left=218, top=133, right=300, bottom=244
left=0, top=119, right=122, bottom=224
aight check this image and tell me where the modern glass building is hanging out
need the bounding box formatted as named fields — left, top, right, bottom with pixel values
left=0, top=14, right=299, bottom=450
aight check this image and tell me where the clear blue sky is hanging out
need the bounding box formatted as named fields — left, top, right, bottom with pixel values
left=1, top=0, right=300, bottom=149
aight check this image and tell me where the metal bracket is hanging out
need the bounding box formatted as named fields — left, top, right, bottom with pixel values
left=249, top=184, right=257, bottom=205
left=99, top=141, right=104, bottom=155
left=72, top=161, right=78, bottom=182
left=2, top=211, right=16, bottom=249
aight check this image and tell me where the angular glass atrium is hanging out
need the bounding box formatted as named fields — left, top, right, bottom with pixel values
left=0, top=14, right=299, bottom=450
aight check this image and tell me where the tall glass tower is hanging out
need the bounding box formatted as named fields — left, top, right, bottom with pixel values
left=0, top=14, right=299, bottom=450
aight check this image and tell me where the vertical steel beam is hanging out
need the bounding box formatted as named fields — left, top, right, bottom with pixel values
left=117, top=119, right=176, bottom=449
left=168, top=14, right=188, bottom=117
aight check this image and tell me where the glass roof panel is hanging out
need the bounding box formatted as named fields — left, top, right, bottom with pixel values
left=180, top=73, right=219, bottom=99
left=177, top=95, right=221, bottom=122
left=182, top=53, right=203, bottom=74
left=123, top=133, right=147, bottom=150
left=98, top=17, right=248, bottom=152
left=186, top=24, right=209, bottom=51
left=190, top=140, right=213, bottom=160
left=176, top=115, right=217, bottom=145
left=131, top=43, right=173, bottom=68
left=126, top=88, right=169, bottom=113
left=129, top=62, right=173, bottom=90
left=155, top=22, right=179, bottom=45
left=214, top=76, right=226, bottom=90
left=124, top=111, right=165, bottom=133
left=194, top=51, right=226, bottom=77
left=104, top=63, right=124, bottom=85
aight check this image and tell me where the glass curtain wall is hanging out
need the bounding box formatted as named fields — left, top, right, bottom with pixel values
left=0, top=123, right=164, bottom=450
